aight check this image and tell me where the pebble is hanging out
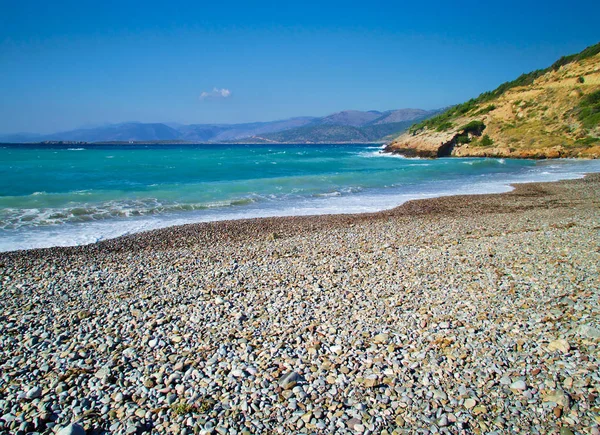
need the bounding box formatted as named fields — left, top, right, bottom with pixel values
left=548, top=339, right=571, bottom=354
left=510, top=380, right=527, bottom=391
left=543, top=390, right=571, bottom=409
left=25, top=386, right=42, bottom=399
left=279, top=371, right=302, bottom=390
left=56, top=423, right=86, bottom=435
left=464, top=399, right=477, bottom=409
left=576, top=324, right=600, bottom=339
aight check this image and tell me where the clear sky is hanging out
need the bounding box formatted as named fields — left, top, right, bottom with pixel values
left=1, top=0, right=599, bottom=133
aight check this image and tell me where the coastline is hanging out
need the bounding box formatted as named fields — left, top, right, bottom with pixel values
left=0, top=174, right=599, bottom=434
left=2, top=172, right=599, bottom=258
left=6, top=145, right=600, bottom=253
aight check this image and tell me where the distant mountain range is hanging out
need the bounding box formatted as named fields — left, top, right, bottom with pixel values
left=0, top=109, right=439, bottom=144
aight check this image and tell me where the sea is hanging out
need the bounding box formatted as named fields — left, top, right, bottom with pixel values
left=1, top=143, right=599, bottom=252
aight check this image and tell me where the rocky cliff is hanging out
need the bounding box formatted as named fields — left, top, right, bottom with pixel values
left=385, top=43, right=600, bottom=159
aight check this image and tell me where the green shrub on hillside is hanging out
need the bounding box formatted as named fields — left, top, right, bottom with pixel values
left=578, top=89, right=600, bottom=130
left=460, top=120, right=486, bottom=135
left=551, top=43, right=600, bottom=72
left=480, top=134, right=494, bottom=146
left=575, top=136, right=599, bottom=147
left=435, top=122, right=454, bottom=132
left=455, top=133, right=470, bottom=144
left=474, top=105, right=496, bottom=116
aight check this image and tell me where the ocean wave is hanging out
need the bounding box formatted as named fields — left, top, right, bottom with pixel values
left=0, top=197, right=258, bottom=230
left=67, top=148, right=86, bottom=151
left=358, top=151, right=423, bottom=159
left=316, top=191, right=341, bottom=197
left=357, top=151, right=405, bottom=158
left=462, top=158, right=507, bottom=167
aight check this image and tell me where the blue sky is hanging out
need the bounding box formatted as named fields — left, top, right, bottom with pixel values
left=0, top=0, right=599, bottom=133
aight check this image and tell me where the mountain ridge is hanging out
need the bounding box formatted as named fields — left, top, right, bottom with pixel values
left=0, top=109, right=437, bottom=144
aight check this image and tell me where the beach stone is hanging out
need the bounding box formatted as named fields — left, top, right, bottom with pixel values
left=433, top=389, right=447, bottom=400
left=548, top=339, right=570, bottom=353
left=464, top=399, right=477, bottom=409
left=279, top=371, right=302, bottom=390
left=95, top=367, right=111, bottom=380
left=438, top=415, right=449, bottom=427
left=543, top=390, right=571, bottom=409
left=330, top=345, right=343, bottom=355
left=1, top=414, right=16, bottom=424
left=576, top=324, right=600, bottom=339
left=510, top=380, right=527, bottom=391
left=362, top=374, right=379, bottom=388
left=25, top=386, right=42, bottom=399
left=231, top=369, right=245, bottom=378
left=346, top=418, right=361, bottom=430
left=373, top=333, right=389, bottom=344
left=473, top=405, right=487, bottom=415
left=57, top=423, right=86, bottom=435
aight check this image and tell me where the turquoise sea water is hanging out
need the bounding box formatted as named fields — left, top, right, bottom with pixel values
left=1, top=143, right=599, bottom=251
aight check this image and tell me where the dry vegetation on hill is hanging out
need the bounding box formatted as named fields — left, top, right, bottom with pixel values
left=386, top=43, right=600, bottom=158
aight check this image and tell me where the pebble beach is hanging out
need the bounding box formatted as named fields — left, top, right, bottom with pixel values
left=1, top=174, right=599, bottom=435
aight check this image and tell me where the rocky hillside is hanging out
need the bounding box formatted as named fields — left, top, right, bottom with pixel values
left=385, top=43, right=600, bottom=158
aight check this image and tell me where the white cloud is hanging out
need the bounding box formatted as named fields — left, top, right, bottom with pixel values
left=200, top=88, right=232, bottom=100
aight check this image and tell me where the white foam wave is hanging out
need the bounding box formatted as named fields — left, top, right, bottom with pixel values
left=358, top=151, right=410, bottom=159
left=316, top=191, right=341, bottom=197
left=67, top=148, right=85, bottom=151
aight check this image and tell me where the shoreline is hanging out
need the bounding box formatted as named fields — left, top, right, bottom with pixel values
left=2, top=172, right=599, bottom=258
left=3, top=145, right=599, bottom=254
left=0, top=173, right=599, bottom=433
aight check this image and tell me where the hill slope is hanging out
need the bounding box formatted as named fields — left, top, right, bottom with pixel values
left=385, top=42, right=600, bottom=158
left=317, top=110, right=387, bottom=127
